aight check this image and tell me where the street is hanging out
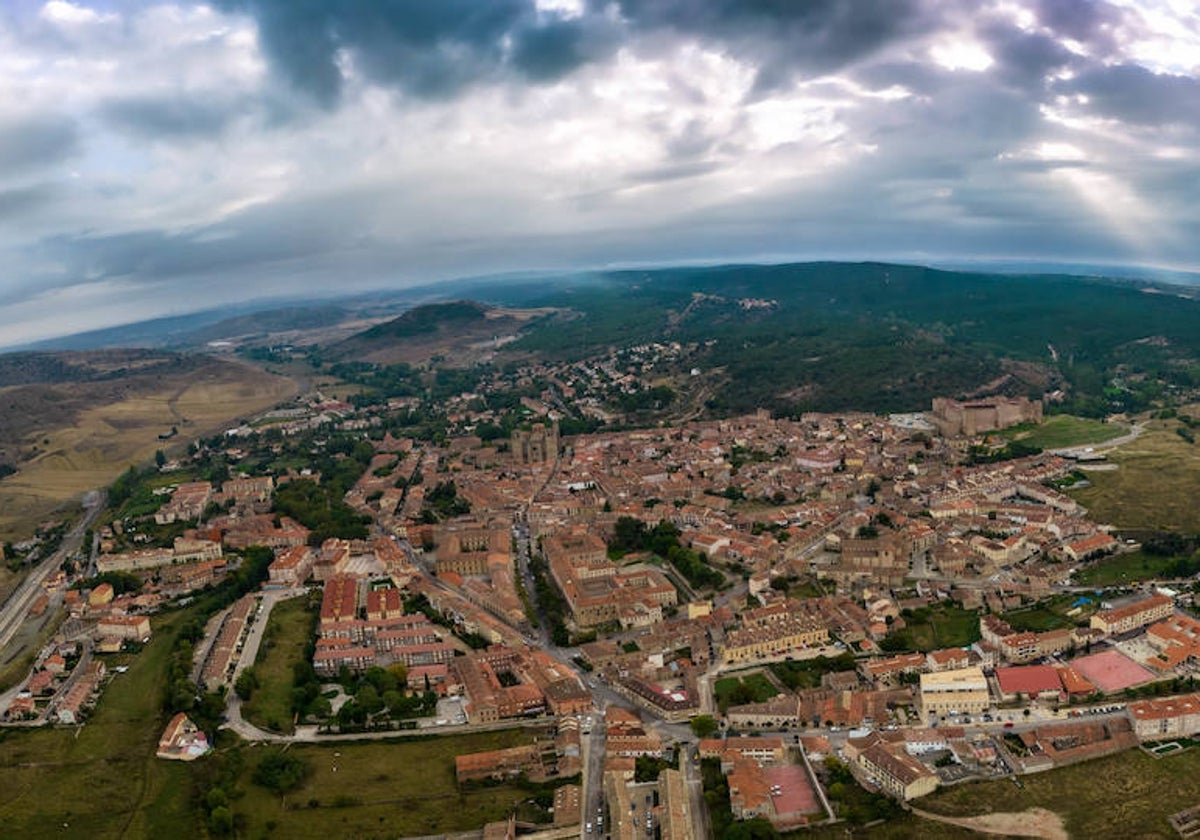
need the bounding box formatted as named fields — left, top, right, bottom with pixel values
left=0, top=491, right=105, bottom=655
left=581, top=715, right=607, bottom=838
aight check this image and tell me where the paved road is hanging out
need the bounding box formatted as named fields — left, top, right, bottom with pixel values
left=679, top=740, right=712, bottom=840
left=217, top=586, right=310, bottom=737
left=232, top=587, right=307, bottom=683
left=581, top=717, right=606, bottom=838
left=1048, top=422, right=1143, bottom=457
left=0, top=491, right=105, bottom=655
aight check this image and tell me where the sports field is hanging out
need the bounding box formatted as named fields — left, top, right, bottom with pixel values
left=1072, top=649, right=1155, bottom=694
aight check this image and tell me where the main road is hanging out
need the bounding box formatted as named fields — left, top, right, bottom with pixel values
left=0, top=490, right=105, bottom=655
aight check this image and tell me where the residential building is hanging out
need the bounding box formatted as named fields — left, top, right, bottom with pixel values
left=1091, top=594, right=1174, bottom=635
left=860, top=741, right=939, bottom=800
left=722, top=614, right=830, bottom=663
left=154, top=482, right=213, bottom=524
left=267, top=545, right=313, bottom=587
left=1128, top=693, right=1200, bottom=741
left=96, top=614, right=151, bottom=642
left=1063, top=533, right=1119, bottom=562
left=699, top=737, right=786, bottom=765
left=926, top=648, right=970, bottom=673
left=156, top=713, right=212, bottom=761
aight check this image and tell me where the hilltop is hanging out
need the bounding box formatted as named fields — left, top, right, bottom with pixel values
left=334, top=300, right=554, bottom=366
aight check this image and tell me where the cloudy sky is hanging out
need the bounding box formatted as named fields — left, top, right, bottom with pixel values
left=2, top=0, right=1199, bottom=345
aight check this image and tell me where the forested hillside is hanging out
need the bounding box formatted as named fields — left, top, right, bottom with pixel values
left=497, top=263, right=1200, bottom=416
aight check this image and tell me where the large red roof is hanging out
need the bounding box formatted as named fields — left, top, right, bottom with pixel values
left=996, top=664, right=1062, bottom=696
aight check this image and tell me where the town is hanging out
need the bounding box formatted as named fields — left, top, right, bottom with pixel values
left=4, top=377, right=1200, bottom=839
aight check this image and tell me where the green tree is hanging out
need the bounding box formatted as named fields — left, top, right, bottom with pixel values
left=253, top=751, right=309, bottom=794
left=208, top=806, right=234, bottom=835
left=690, top=715, right=719, bottom=738
left=234, top=669, right=258, bottom=701
left=357, top=684, right=384, bottom=715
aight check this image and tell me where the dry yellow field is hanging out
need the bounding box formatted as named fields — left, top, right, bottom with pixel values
left=0, top=360, right=296, bottom=538
left=1070, top=416, right=1200, bottom=532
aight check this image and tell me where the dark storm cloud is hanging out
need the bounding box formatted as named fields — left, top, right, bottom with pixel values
left=99, top=95, right=248, bottom=139
left=662, top=118, right=726, bottom=160
left=854, top=60, right=949, bottom=96
left=0, top=184, right=56, bottom=220
left=510, top=15, right=620, bottom=82
left=626, top=160, right=722, bottom=185
left=213, top=0, right=606, bottom=104
left=1033, top=0, right=1123, bottom=54
left=597, top=0, right=942, bottom=93
left=1060, top=64, right=1200, bottom=126
left=0, top=114, right=79, bottom=178
left=39, top=196, right=360, bottom=284
left=6, top=0, right=1200, bottom=348
left=980, top=23, right=1077, bottom=90
left=21, top=178, right=441, bottom=307
left=216, top=0, right=943, bottom=106
left=855, top=71, right=1045, bottom=169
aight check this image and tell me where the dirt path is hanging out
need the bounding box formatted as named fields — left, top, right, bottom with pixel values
left=910, top=805, right=1070, bottom=839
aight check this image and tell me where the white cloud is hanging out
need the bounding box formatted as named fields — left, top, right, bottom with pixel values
left=39, top=0, right=116, bottom=27
left=930, top=39, right=995, bottom=72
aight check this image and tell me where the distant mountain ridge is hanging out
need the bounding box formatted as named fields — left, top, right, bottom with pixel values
left=13, top=258, right=1200, bottom=354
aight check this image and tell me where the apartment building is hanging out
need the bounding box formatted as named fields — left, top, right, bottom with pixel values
left=154, top=482, right=213, bottom=524
left=856, top=740, right=939, bottom=800
left=698, top=736, right=786, bottom=765
left=96, top=614, right=152, bottom=642
left=722, top=615, right=830, bottom=663
left=267, top=545, right=313, bottom=587
left=1091, top=594, right=1174, bottom=635
left=1128, top=693, right=1200, bottom=741
left=979, top=614, right=1072, bottom=664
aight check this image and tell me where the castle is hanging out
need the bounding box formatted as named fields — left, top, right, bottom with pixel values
left=930, top=396, right=1042, bottom=437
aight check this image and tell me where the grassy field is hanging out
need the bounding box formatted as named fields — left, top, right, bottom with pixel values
left=1074, top=550, right=1182, bottom=586
left=1000, top=593, right=1094, bottom=632
left=1003, top=414, right=1126, bottom=449
left=914, top=745, right=1200, bottom=838
left=1071, top=419, right=1200, bottom=532
left=228, top=730, right=549, bottom=838
left=883, top=604, right=981, bottom=652
left=0, top=607, right=200, bottom=839
left=242, top=594, right=317, bottom=734
left=714, top=672, right=781, bottom=713
left=0, top=594, right=556, bottom=839
left=0, top=361, right=296, bottom=538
